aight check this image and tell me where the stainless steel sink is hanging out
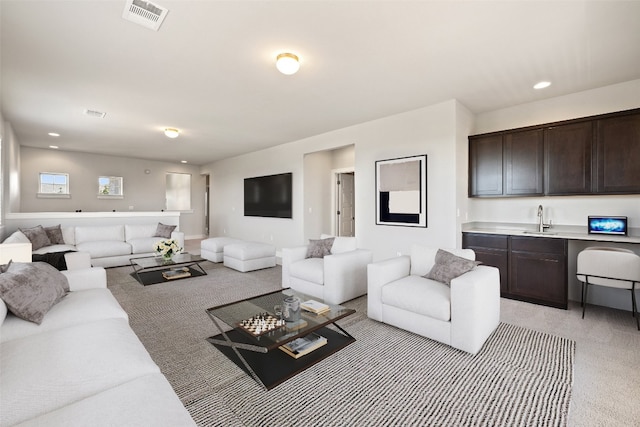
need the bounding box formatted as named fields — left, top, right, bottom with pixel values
left=523, top=231, right=558, bottom=236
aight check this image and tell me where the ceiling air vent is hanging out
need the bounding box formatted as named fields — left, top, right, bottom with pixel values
left=84, top=109, right=107, bottom=119
left=122, top=0, right=169, bottom=31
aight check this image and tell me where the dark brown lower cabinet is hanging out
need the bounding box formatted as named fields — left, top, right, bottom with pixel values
left=462, top=233, right=568, bottom=309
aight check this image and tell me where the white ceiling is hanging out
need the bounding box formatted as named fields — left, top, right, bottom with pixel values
left=2, top=1, right=639, bottom=166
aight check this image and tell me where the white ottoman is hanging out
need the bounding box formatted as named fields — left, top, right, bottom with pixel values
left=224, top=242, right=276, bottom=272
left=200, top=237, right=244, bottom=263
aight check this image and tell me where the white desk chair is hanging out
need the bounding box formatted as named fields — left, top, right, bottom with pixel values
left=576, top=247, right=640, bottom=330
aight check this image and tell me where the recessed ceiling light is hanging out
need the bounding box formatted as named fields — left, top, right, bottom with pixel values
left=180, top=160, right=187, bottom=164
left=534, top=81, right=551, bottom=90
left=49, top=145, right=59, bottom=149
left=48, top=132, right=60, bottom=137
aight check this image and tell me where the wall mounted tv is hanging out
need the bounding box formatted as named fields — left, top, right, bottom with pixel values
left=244, top=173, right=292, bottom=218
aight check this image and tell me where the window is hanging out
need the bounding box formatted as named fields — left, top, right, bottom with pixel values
left=38, top=172, right=70, bottom=198
left=98, top=176, right=123, bottom=198
left=166, top=172, right=191, bottom=211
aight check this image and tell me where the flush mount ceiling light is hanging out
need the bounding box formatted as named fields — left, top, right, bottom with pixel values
left=534, top=81, right=551, bottom=90
left=164, top=128, right=180, bottom=138
left=48, top=132, right=60, bottom=137
left=276, top=53, right=300, bottom=75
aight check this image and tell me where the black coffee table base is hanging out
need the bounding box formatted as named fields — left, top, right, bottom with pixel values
left=208, top=326, right=355, bottom=390
left=130, top=266, right=206, bottom=286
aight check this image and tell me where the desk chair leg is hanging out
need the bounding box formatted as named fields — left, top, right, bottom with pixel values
left=632, top=283, right=639, bottom=331
left=582, top=281, right=588, bottom=319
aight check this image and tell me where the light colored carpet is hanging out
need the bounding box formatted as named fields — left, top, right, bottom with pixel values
left=108, top=263, right=574, bottom=426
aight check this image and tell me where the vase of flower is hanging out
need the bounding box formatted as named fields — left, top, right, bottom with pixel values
left=154, top=239, right=182, bottom=262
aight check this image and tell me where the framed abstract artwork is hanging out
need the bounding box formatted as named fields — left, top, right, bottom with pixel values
left=375, top=154, right=427, bottom=227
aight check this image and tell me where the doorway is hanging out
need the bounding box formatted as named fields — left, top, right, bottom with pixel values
left=336, top=172, right=355, bottom=237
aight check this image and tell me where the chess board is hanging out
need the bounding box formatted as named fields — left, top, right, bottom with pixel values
left=237, top=313, right=285, bottom=336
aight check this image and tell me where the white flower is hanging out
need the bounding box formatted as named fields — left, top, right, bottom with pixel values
left=154, top=239, right=182, bottom=257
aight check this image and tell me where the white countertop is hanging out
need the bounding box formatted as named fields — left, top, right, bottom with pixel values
left=462, top=222, right=640, bottom=244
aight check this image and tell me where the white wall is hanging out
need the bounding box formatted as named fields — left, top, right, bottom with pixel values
left=303, top=150, right=332, bottom=241
left=19, top=147, right=206, bottom=238
left=202, top=99, right=467, bottom=262
left=1, top=120, right=21, bottom=216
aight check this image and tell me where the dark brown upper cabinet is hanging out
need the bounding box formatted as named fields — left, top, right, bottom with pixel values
left=469, top=108, right=640, bottom=198
left=596, top=112, right=640, bottom=194
left=469, top=134, right=503, bottom=196
left=505, top=129, right=544, bottom=196
left=544, top=121, right=593, bottom=195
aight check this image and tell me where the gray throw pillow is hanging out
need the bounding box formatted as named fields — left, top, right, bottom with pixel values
left=0, top=259, right=12, bottom=273
left=0, top=262, right=69, bottom=324
left=153, top=222, right=177, bottom=238
left=44, top=224, right=65, bottom=245
left=305, top=237, right=335, bottom=258
left=19, top=225, right=52, bottom=250
left=425, top=249, right=479, bottom=286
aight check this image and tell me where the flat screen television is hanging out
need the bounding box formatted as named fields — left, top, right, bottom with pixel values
left=244, top=173, right=292, bottom=218
left=588, top=216, right=628, bottom=235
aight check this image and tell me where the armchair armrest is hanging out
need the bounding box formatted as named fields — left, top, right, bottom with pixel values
left=323, top=249, right=373, bottom=305
left=281, top=245, right=309, bottom=287
left=450, top=265, right=500, bottom=354
left=367, top=255, right=410, bottom=321
left=171, top=231, right=185, bottom=250
left=62, top=267, right=107, bottom=291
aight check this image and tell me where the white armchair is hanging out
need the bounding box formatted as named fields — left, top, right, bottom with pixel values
left=282, top=235, right=373, bottom=305
left=368, top=245, right=500, bottom=355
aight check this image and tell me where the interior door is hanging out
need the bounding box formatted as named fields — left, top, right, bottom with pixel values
left=337, top=172, right=355, bottom=237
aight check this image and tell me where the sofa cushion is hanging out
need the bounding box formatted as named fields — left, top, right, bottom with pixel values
left=124, top=224, right=157, bottom=241
left=1, top=288, right=127, bottom=343
left=19, top=225, right=52, bottom=250
left=75, top=240, right=132, bottom=259
left=306, top=237, right=334, bottom=258
left=321, top=234, right=357, bottom=254
left=0, top=318, right=161, bottom=427
left=75, top=225, right=125, bottom=245
left=425, top=249, right=479, bottom=286
left=382, top=275, right=451, bottom=321
left=32, top=244, right=78, bottom=255
left=44, top=224, right=65, bottom=244
left=2, top=230, right=30, bottom=245
left=15, top=374, right=196, bottom=427
left=129, top=237, right=164, bottom=255
left=0, top=262, right=69, bottom=324
left=153, top=222, right=176, bottom=238
left=289, top=257, right=324, bottom=285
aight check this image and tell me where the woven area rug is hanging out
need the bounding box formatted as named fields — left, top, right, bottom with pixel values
left=107, top=263, right=575, bottom=427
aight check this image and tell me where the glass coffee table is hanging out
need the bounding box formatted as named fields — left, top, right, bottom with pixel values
left=206, top=288, right=356, bottom=390
left=130, top=253, right=207, bottom=285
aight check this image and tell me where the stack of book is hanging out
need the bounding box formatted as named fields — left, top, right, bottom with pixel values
left=300, top=299, right=330, bottom=315
left=279, top=333, right=327, bottom=359
left=162, top=268, right=191, bottom=280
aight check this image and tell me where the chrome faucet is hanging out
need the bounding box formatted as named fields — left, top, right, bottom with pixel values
left=537, top=205, right=552, bottom=232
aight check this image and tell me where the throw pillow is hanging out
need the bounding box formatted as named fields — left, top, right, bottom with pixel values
left=305, top=237, right=335, bottom=258
left=44, top=224, right=65, bottom=244
left=19, top=225, right=52, bottom=250
left=153, top=222, right=177, bottom=238
left=0, top=262, right=69, bottom=324
left=425, top=249, right=479, bottom=286
left=0, top=259, right=13, bottom=273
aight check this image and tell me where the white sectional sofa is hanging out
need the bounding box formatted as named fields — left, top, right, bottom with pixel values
left=0, top=253, right=195, bottom=426
left=367, top=245, right=500, bottom=355
left=3, top=224, right=185, bottom=268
